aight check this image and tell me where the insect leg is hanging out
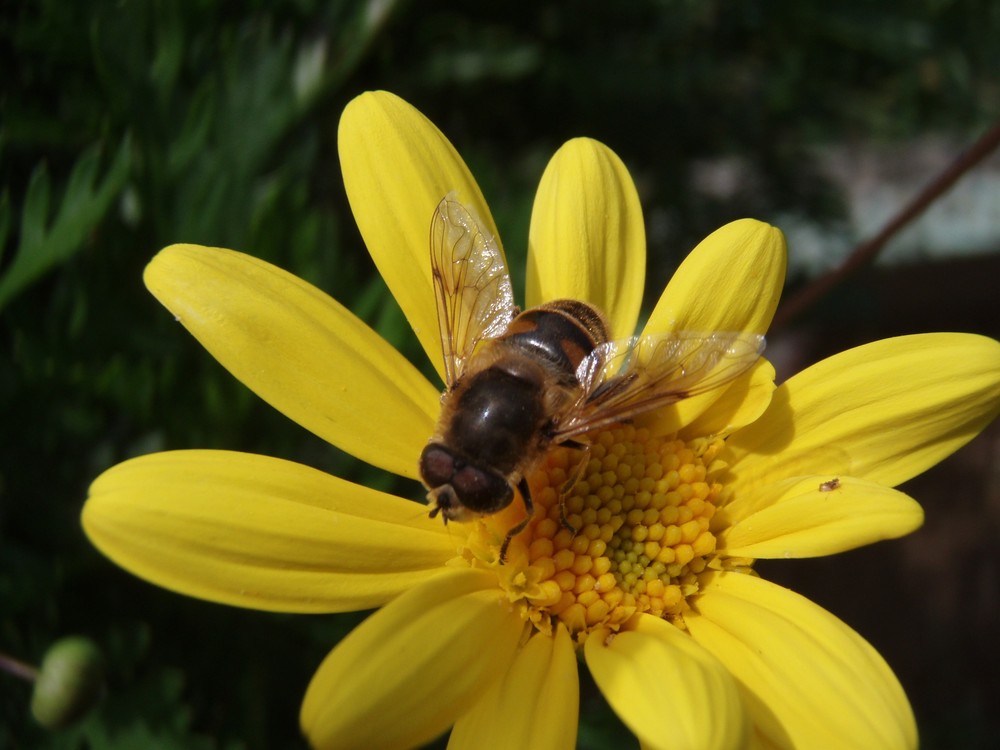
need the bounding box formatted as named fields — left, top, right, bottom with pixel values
left=556, top=439, right=592, bottom=537
left=499, top=477, right=535, bottom=563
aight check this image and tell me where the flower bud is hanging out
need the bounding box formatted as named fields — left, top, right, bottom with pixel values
left=30, top=636, right=105, bottom=729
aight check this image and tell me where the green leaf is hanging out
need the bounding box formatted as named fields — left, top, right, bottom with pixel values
left=0, top=135, right=132, bottom=311
left=0, top=190, right=11, bottom=265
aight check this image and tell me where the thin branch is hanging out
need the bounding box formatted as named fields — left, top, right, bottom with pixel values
left=0, top=651, right=39, bottom=682
left=773, top=119, right=1000, bottom=330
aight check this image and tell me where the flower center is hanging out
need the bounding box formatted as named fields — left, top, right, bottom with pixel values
left=468, top=425, right=726, bottom=642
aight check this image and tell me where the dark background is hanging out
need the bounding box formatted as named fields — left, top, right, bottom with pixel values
left=2, top=1, right=998, bottom=747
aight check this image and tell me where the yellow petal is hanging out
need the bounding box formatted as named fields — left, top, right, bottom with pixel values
left=301, top=568, right=523, bottom=750
left=527, top=138, right=645, bottom=337
left=717, top=475, right=923, bottom=557
left=339, top=90, right=497, bottom=381
left=144, top=243, right=439, bottom=479
left=745, top=731, right=784, bottom=750
left=82, top=450, right=454, bottom=612
left=449, top=625, right=579, bottom=750
left=641, top=358, right=776, bottom=438
left=645, top=219, right=786, bottom=336
left=681, top=358, right=776, bottom=437
left=585, top=615, right=748, bottom=750
left=685, top=572, right=916, bottom=750
left=726, top=333, right=1000, bottom=491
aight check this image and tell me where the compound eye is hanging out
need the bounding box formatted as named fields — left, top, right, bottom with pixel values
left=451, top=466, right=513, bottom=514
left=419, top=444, right=455, bottom=488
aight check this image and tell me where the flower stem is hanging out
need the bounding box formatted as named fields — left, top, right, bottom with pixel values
left=773, top=118, right=1000, bottom=330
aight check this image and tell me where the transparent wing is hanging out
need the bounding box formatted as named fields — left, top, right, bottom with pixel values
left=555, top=331, right=766, bottom=439
left=430, top=195, right=517, bottom=387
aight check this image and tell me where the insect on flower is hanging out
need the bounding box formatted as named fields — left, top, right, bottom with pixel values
left=418, top=196, right=766, bottom=560
left=819, top=477, right=842, bottom=492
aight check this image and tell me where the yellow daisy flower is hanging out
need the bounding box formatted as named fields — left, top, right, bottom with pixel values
left=83, top=91, right=1000, bottom=750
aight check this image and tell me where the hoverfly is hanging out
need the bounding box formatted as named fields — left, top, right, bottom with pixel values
left=418, top=196, right=764, bottom=560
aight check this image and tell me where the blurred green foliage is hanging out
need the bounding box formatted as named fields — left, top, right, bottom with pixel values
left=2, top=0, right=998, bottom=748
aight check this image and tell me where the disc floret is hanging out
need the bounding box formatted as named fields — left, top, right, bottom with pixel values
left=471, top=425, right=727, bottom=642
